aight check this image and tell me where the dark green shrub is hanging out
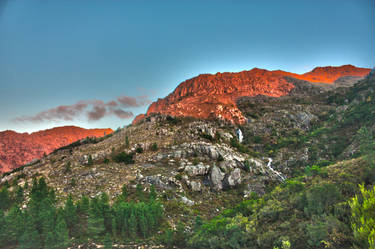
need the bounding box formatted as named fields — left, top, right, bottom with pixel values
left=304, top=183, right=342, bottom=216
left=112, top=152, right=135, bottom=164
left=87, top=155, right=93, bottom=166
left=151, top=142, right=158, bottom=151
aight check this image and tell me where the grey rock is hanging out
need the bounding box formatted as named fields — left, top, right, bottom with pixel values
left=181, top=196, right=195, bottom=206
left=210, top=165, right=225, bottom=190
left=189, top=180, right=202, bottom=192
left=227, top=168, right=241, bottom=187
left=184, top=163, right=210, bottom=176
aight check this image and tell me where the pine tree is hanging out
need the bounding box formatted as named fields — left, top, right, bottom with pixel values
left=39, top=198, right=56, bottom=242
left=194, top=215, right=203, bottom=231
left=64, top=194, right=78, bottom=237
left=125, top=136, right=130, bottom=148
left=99, top=192, right=112, bottom=233
left=87, top=155, right=93, bottom=166
left=14, top=185, right=24, bottom=204
left=24, top=181, right=29, bottom=190
left=0, top=186, right=10, bottom=210
left=136, top=183, right=144, bottom=202
left=139, top=212, right=148, bottom=238
left=44, top=231, right=56, bottom=249
left=77, top=195, right=90, bottom=238
left=103, top=233, right=113, bottom=249
left=88, top=198, right=105, bottom=240
left=54, top=216, right=70, bottom=249
left=18, top=214, right=41, bottom=249
left=0, top=210, right=6, bottom=247
left=121, top=184, right=128, bottom=201
left=5, top=205, right=24, bottom=243
left=149, top=185, right=157, bottom=202
left=128, top=212, right=137, bottom=238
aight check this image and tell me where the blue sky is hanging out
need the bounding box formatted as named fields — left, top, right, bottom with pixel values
left=0, top=0, right=374, bottom=133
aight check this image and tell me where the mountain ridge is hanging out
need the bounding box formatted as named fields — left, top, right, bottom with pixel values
left=0, top=125, right=113, bottom=174
left=134, top=65, right=370, bottom=125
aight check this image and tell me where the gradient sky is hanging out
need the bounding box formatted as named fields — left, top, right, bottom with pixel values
left=1, top=0, right=374, bottom=133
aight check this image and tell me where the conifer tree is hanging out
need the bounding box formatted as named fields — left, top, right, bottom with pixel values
left=125, top=136, right=130, bottom=148
left=103, top=233, right=113, bottom=249
left=6, top=205, right=24, bottom=243
left=64, top=194, right=78, bottom=237
left=121, top=184, right=128, bottom=200
left=128, top=212, right=137, bottom=238
left=194, top=215, right=203, bottom=231
left=87, top=155, right=93, bottom=166
left=136, top=183, right=144, bottom=202
left=88, top=198, right=105, bottom=240
left=44, top=231, right=56, bottom=249
left=14, top=185, right=24, bottom=204
left=18, top=214, right=41, bottom=249
left=0, top=186, right=10, bottom=210
left=149, top=184, right=157, bottom=202
left=139, top=211, right=148, bottom=238
left=99, top=192, right=112, bottom=233
left=54, top=216, right=70, bottom=249
left=0, top=210, right=5, bottom=246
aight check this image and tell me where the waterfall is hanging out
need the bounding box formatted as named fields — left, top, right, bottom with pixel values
left=266, top=158, right=286, bottom=181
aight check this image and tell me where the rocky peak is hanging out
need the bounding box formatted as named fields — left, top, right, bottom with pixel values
left=134, top=65, right=370, bottom=125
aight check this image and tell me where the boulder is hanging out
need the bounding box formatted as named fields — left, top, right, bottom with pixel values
left=184, top=163, right=210, bottom=176
left=189, top=180, right=202, bottom=192
left=210, top=165, right=225, bottom=190
left=227, top=168, right=241, bottom=187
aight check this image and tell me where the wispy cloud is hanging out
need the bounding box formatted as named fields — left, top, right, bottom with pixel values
left=117, top=95, right=151, bottom=107
left=13, top=95, right=150, bottom=123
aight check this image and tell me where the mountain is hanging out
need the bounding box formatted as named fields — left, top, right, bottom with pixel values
left=134, top=65, right=370, bottom=124
left=0, top=126, right=113, bottom=174
left=0, top=66, right=374, bottom=249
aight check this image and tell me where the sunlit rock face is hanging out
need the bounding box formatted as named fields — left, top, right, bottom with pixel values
left=293, top=64, right=371, bottom=83
left=134, top=65, right=370, bottom=125
left=0, top=126, right=113, bottom=174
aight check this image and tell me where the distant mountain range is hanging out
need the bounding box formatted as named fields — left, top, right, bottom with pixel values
left=0, top=126, right=113, bottom=173
left=134, top=65, right=370, bottom=124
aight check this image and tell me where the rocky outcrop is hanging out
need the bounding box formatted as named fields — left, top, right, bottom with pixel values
left=133, top=65, right=370, bottom=125
left=210, top=165, right=225, bottom=190
left=0, top=126, right=113, bottom=174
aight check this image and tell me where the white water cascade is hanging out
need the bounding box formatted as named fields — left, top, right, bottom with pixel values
left=266, top=158, right=286, bottom=182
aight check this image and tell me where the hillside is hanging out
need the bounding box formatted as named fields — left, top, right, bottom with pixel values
left=0, top=68, right=374, bottom=248
left=0, top=126, right=113, bottom=174
left=134, top=65, right=370, bottom=125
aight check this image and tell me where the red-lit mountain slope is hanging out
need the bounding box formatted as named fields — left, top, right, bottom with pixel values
left=134, top=65, right=370, bottom=124
left=0, top=126, right=113, bottom=174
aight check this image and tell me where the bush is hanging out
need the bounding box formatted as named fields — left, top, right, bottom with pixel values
left=136, top=147, right=143, bottom=153
left=285, top=179, right=304, bottom=193
left=305, top=165, right=327, bottom=177
left=112, top=152, right=135, bottom=164
left=304, top=183, right=342, bottom=216
left=151, top=142, right=158, bottom=151
left=349, top=184, right=375, bottom=249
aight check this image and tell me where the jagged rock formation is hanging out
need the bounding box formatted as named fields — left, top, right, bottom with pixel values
left=0, top=126, right=113, bottom=173
left=134, top=65, right=370, bottom=124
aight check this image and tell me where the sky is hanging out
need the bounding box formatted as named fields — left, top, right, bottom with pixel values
left=0, top=0, right=374, bottom=133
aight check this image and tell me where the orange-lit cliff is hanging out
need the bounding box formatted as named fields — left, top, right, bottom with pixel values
left=134, top=65, right=371, bottom=125
left=0, top=126, right=113, bottom=174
